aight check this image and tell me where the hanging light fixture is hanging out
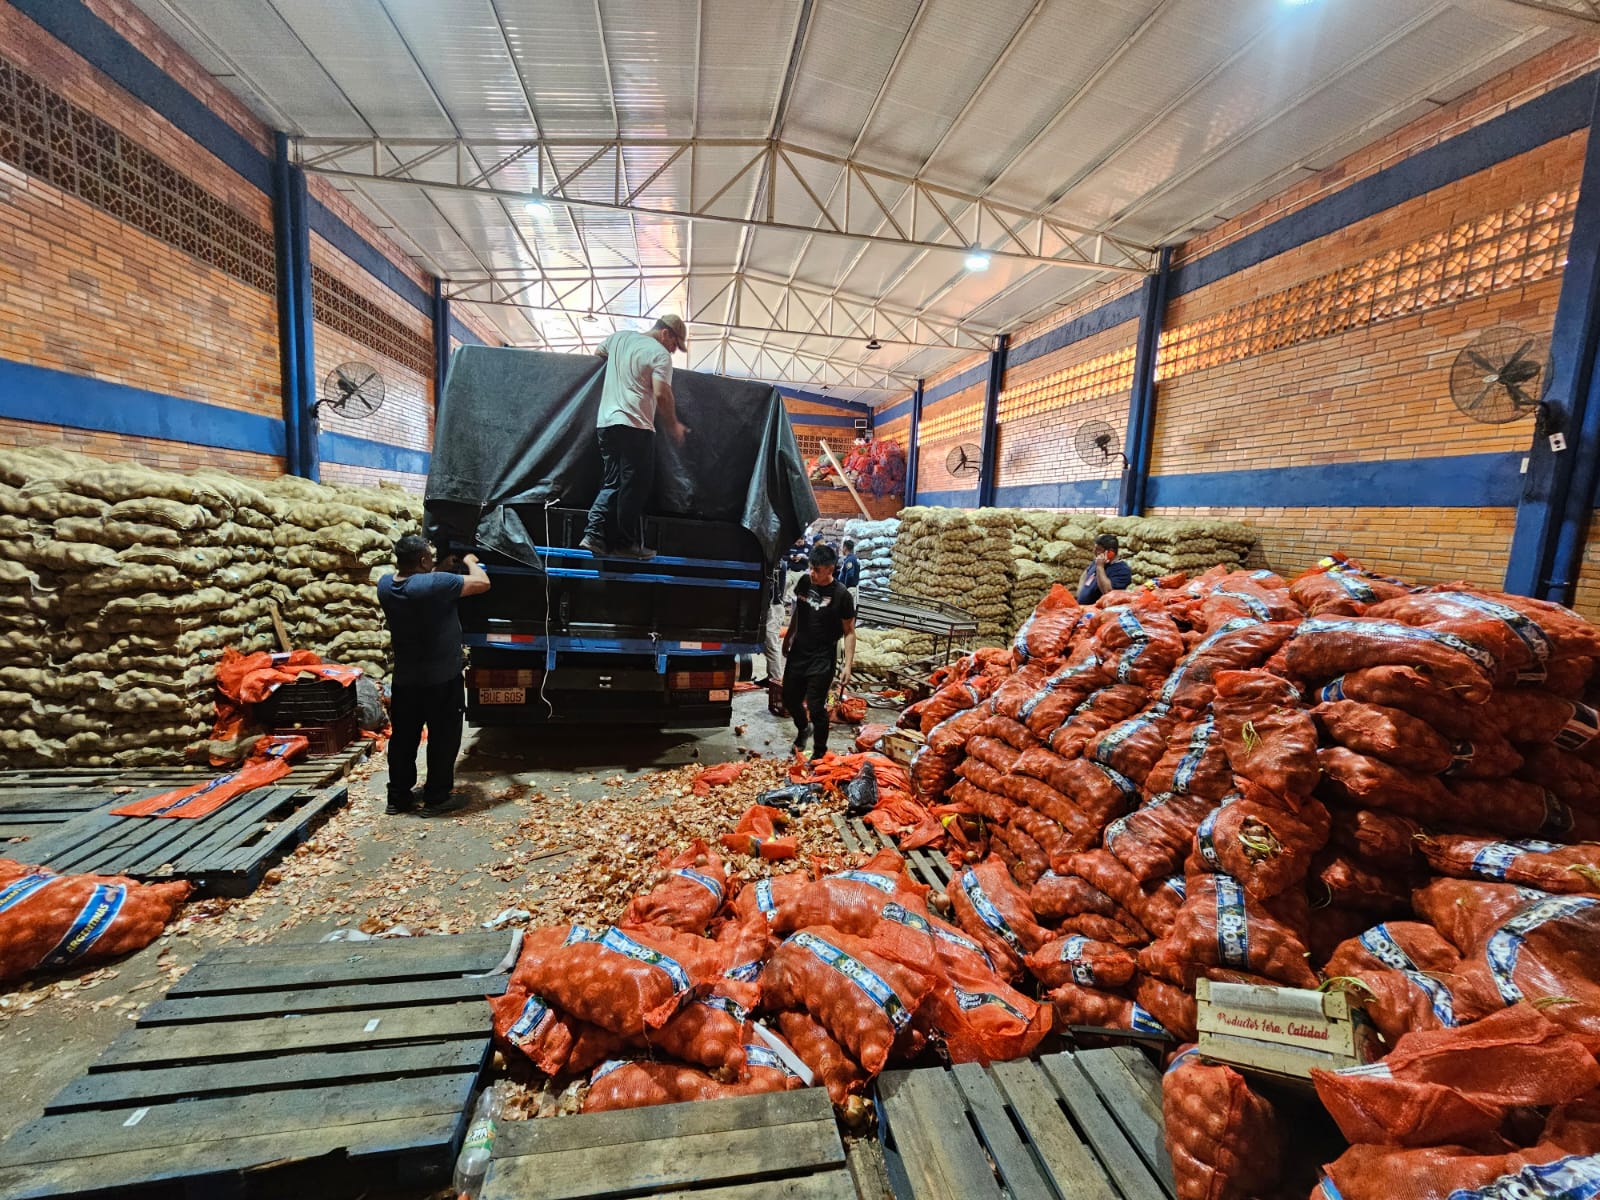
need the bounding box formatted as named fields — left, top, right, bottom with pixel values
left=964, top=248, right=991, bottom=271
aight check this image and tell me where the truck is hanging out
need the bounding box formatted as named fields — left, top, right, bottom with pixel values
left=425, top=344, right=817, bottom=727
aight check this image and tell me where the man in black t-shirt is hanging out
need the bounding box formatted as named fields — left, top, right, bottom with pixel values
left=377, top=535, right=490, bottom=815
left=1076, top=533, right=1134, bottom=604
left=781, top=541, right=857, bottom=762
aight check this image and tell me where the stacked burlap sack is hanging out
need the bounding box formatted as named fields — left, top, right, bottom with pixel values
left=841, top=517, right=898, bottom=591
left=1096, top=514, right=1256, bottom=584
left=890, top=507, right=1017, bottom=644
left=883, top=555, right=1600, bottom=1200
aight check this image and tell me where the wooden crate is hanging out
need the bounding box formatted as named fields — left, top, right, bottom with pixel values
left=876, top=1048, right=1175, bottom=1200
left=0, top=931, right=513, bottom=1199
left=831, top=813, right=955, bottom=893
left=481, top=1088, right=854, bottom=1200
left=1195, top=979, right=1379, bottom=1083
left=881, top=729, right=925, bottom=768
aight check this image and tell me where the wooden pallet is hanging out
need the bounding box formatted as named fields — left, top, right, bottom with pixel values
left=0, top=744, right=371, bottom=895
left=876, top=1048, right=1175, bottom=1200
left=0, top=931, right=513, bottom=1200
left=832, top=813, right=955, bottom=892
left=481, top=1088, right=854, bottom=1200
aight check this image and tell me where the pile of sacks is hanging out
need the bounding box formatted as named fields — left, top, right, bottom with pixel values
left=887, top=556, right=1600, bottom=1200
left=490, top=838, right=1050, bottom=1116
left=0, top=446, right=423, bottom=767
left=841, top=517, right=898, bottom=591
left=1096, top=514, right=1256, bottom=584
left=891, top=507, right=1017, bottom=644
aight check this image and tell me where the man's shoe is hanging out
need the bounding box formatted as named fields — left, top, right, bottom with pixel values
left=612, top=544, right=657, bottom=561
left=421, top=791, right=469, bottom=814
left=578, top=536, right=608, bottom=555
left=385, top=795, right=418, bottom=815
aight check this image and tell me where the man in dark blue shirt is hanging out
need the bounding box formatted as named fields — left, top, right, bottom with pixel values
left=1076, top=534, right=1134, bottom=605
left=377, top=535, right=490, bottom=814
left=838, top=539, right=861, bottom=592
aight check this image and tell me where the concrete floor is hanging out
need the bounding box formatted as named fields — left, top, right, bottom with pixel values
left=0, top=687, right=861, bottom=1191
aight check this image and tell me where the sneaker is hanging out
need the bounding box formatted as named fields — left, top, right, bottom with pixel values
left=612, top=545, right=658, bottom=561
left=421, top=791, right=469, bottom=814
left=578, top=536, right=608, bottom=555
left=385, top=796, right=418, bottom=815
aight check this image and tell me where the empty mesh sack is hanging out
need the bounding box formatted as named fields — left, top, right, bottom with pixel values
left=0, top=861, right=189, bottom=980
left=718, top=805, right=799, bottom=862
left=1315, top=1142, right=1600, bottom=1200
left=1163, top=1047, right=1282, bottom=1200
left=619, top=840, right=729, bottom=933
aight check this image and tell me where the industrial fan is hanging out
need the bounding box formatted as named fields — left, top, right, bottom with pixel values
left=315, top=362, right=387, bottom=419
left=945, top=442, right=982, bottom=476
left=1449, top=326, right=1548, bottom=425
left=1074, top=420, right=1128, bottom=473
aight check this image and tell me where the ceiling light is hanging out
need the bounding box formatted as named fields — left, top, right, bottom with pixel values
left=1283, top=0, right=1318, bottom=6
left=865, top=338, right=882, bottom=351
left=524, top=195, right=552, bottom=218
left=964, top=248, right=991, bottom=272
left=582, top=313, right=599, bottom=324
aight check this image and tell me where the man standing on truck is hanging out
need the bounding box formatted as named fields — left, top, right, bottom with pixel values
left=579, top=315, right=691, bottom=561
left=782, top=542, right=856, bottom=763
left=378, top=534, right=491, bottom=815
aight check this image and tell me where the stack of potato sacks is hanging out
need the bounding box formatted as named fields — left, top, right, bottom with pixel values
left=895, top=558, right=1600, bottom=1200
left=890, top=507, right=1017, bottom=645
left=840, top=516, right=897, bottom=591
left=1096, top=514, right=1257, bottom=585
left=490, top=838, right=1050, bottom=1116
left=0, top=447, right=423, bottom=767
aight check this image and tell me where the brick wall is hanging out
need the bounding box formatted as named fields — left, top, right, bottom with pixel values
left=915, top=381, right=986, bottom=496
left=320, top=462, right=428, bottom=494
left=0, top=413, right=280, bottom=476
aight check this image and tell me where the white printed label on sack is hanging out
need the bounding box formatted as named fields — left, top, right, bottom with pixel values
left=1213, top=588, right=1271, bottom=620
left=1172, top=715, right=1216, bottom=794
left=1469, top=840, right=1563, bottom=881
left=672, top=867, right=724, bottom=904
left=508, top=993, right=557, bottom=1045
left=742, top=1043, right=790, bottom=1074
left=1195, top=808, right=1223, bottom=871
left=1432, top=592, right=1552, bottom=683
left=753, top=878, right=777, bottom=919
left=1326, top=568, right=1378, bottom=603
left=1163, top=876, right=1187, bottom=901
left=699, top=994, right=749, bottom=1022
left=1130, top=1003, right=1169, bottom=1036
left=832, top=870, right=898, bottom=893
left=1319, top=677, right=1347, bottom=703
left=789, top=931, right=912, bottom=1031
left=958, top=870, right=1025, bottom=952
left=1443, top=1153, right=1600, bottom=1200
left=1555, top=702, right=1600, bottom=753
left=1358, top=925, right=1458, bottom=1027
left=0, top=872, right=57, bottom=914
left=566, top=926, right=693, bottom=993
left=591, top=1059, right=629, bottom=1083
left=928, top=920, right=995, bottom=970
left=37, top=884, right=127, bottom=970
left=954, top=987, right=1029, bottom=1022
left=1485, top=895, right=1598, bottom=1005
left=1059, top=935, right=1096, bottom=986
left=1213, top=876, right=1251, bottom=971
left=1113, top=613, right=1151, bottom=683
left=880, top=902, right=931, bottom=933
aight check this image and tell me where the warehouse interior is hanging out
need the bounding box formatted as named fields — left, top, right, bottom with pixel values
left=4, top=0, right=1600, bottom=1197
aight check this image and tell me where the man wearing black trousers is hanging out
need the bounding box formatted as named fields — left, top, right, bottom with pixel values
left=782, top=541, right=857, bottom=763
left=377, top=534, right=490, bottom=814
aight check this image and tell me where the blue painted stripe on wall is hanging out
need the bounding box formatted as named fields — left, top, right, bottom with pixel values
left=449, top=316, right=487, bottom=348
left=318, top=431, right=431, bottom=476
left=876, top=396, right=914, bottom=425
left=913, top=488, right=978, bottom=507
left=778, top=386, right=870, bottom=414
left=924, top=363, right=989, bottom=405
left=0, top=358, right=285, bottom=457
left=306, top=196, right=432, bottom=318
left=1172, top=70, right=1599, bottom=299
left=994, top=480, right=1121, bottom=509
left=788, top=413, right=863, bottom=429
left=10, top=0, right=273, bottom=193
left=1006, top=291, right=1144, bottom=369
left=1146, top=452, right=1525, bottom=509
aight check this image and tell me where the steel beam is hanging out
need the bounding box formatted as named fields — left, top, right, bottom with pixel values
left=977, top=334, right=1010, bottom=509
left=271, top=132, right=317, bottom=481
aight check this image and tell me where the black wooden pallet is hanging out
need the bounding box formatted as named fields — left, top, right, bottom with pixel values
left=876, top=1048, right=1175, bottom=1200
left=482, top=1088, right=855, bottom=1200
left=0, top=931, right=514, bottom=1200
left=832, top=813, right=956, bottom=892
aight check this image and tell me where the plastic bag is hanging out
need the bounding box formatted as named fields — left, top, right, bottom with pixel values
left=1419, top=834, right=1600, bottom=895
left=949, top=857, right=1052, bottom=977
left=756, top=782, right=826, bottom=812
left=845, top=761, right=879, bottom=817
left=619, top=840, right=728, bottom=933
left=1103, top=793, right=1218, bottom=882
left=1025, top=934, right=1137, bottom=990
left=1211, top=669, right=1320, bottom=802
left=777, top=1010, right=867, bottom=1105
left=1312, top=699, right=1454, bottom=773
left=0, top=862, right=189, bottom=980
left=1285, top=617, right=1497, bottom=703
left=761, top=925, right=934, bottom=1073
left=1139, top=874, right=1318, bottom=988
left=1323, top=921, right=1501, bottom=1046
left=582, top=1055, right=801, bottom=1113
left=1163, top=1046, right=1282, bottom=1200
left=719, top=805, right=799, bottom=861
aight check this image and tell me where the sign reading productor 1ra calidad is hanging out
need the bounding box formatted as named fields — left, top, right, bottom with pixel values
left=1210, top=1009, right=1334, bottom=1043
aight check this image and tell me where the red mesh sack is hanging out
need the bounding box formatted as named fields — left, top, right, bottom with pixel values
left=1314, top=851, right=1413, bottom=913
left=647, top=993, right=753, bottom=1075
left=910, top=744, right=962, bottom=805
left=1289, top=559, right=1410, bottom=617
left=1457, top=893, right=1600, bottom=1051
left=777, top=1010, right=867, bottom=1105
left=1518, top=745, right=1600, bottom=812
left=761, top=925, right=934, bottom=1073
left=1000, top=779, right=1100, bottom=852
left=719, top=805, right=799, bottom=862
left=1010, top=806, right=1070, bottom=861
left=1025, top=934, right=1137, bottom=989
left=987, top=663, right=1056, bottom=721
left=1013, top=585, right=1087, bottom=664
left=1323, top=921, right=1502, bottom=1046
left=855, top=723, right=893, bottom=753
left=1004, top=655, right=1110, bottom=726
left=1411, top=877, right=1547, bottom=955
left=1543, top=1089, right=1600, bottom=1155
left=1157, top=619, right=1298, bottom=716
left=1145, top=715, right=1235, bottom=800
left=1411, top=588, right=1600, bottom=662
left=1189, top=795, right=1329, bottom=900
left=993, top=823, right=1049, bottom=886
left=515, top=924, right=718, bottom=1037
left=949, top=779, right=1016, bottom=824
left=1440, top=731, right=1525, bottom=781
left=974, top=712, right=1042, bottom=752
left=1311, top=1004, right=1600, bottom=1147
left=925, top=952, right=1052, bottom=1064
left=0, top=863, right=189, bottom=980
left=582, top=1055, right=801, bottom=1113
left=1137, top=976, right=1198, bottom=1042
left=1285, top=617, right=1498, bottom=702
left=919, top=677, right=999, bottom=735
left=1136, top=876, right=1190, bottom=938
left=1315, top=665, right=1499, bottom=740
left=1065, top=849, right=1159, bottom=933
left=1312, top=700, right=1454, bottom=773
left=1030, top=870, right=1125, bottom=922
left=729, top=872, right=808, bottom=925
left=1139, top=874, right=1318, bottom=988
left=1090, top=607, right=1188, bottom=690
left=620, top=840, right=729, bottom=932
left=955, top=755, right=1010, bottom=795
left=967, top=734, right=1021, bottom=774
left=926, top=705, right=992, bottom=753
left=1318, top=747, right=1455, bottom=822
left=491, top=989, right=581, bottom=1076
left=1316, top=1142, right=1596, bottom=1200
left=1042, top=756, right=1141, bottom=832
left=1055, top=912, right=1149, bottom=947
left=1026, top=682, right=1148, bottom=743
left=1087, top=710, right=1178, bottom=786
left=950, top=857, right=1052, bottom=978
left=1419, top=834, right=1600, bottom=895
left=1330, top=809, right=1422, bottom=870
left=1104, top=794, right=1218, bottom=882
left=1047, top=982, right=1167, bottom=1036
left=1212, top=670, right=1320, bottom=802
left=1546, top=655, right=1596, bottom=697
left=1199, top=578, right=1300, bottom=630
left=1445, top=778, right=1597, bottom=841
left=691, top=762, right=747, bottom=795
left=1309, top=905, right=1380, bottom=968
left=1364, top=591, right=1564, bottom=686
left=1163, top=1047, right=1282, bottom=1200
left=774, top=856, right=929, bottom=936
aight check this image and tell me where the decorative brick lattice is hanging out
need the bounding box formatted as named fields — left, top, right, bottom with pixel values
left=917, top=399, right=984, bottom=444
left=1157, top=187, right=1577, bottom=381
left=998, top=347, right=1137, bottom=423
left=310, top=267, right=433, bottom=378
left=0, top=55, right=275, bottom=293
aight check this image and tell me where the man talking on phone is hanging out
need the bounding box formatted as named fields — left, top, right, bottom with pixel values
left=1076, top=533, right=1133, bottom=604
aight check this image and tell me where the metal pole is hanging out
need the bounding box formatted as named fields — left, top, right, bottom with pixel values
left=1122, top=245, right=1173, bottom=516
left=977, top=334, right=1009, bottom=508
left=432, top=276, right=452, bottom=412
left=904, top=378, right=924, bottom=508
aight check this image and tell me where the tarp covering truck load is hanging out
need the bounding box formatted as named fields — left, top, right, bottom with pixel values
left=426, top=345, right=818, bottom=726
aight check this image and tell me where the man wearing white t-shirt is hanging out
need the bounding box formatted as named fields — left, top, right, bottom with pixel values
left=580, top=315, right=690, bottom=561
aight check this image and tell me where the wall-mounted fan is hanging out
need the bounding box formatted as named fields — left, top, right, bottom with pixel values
left=315, top=362, right=386, bottom=419
left=945, top=442, right=982, bottom=476
left=1449, top=326, right=1548, bottom=425
left=1074, top=420, right=1128, bottom=473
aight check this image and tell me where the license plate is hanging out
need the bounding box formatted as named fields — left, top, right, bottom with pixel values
left=478, top=687, right=526, bottom=705
left=709, top=689, right=731, bottom=702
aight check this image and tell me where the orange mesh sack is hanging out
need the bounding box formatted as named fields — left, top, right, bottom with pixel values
left=1311, top=1004, right=1600, bottom=1148
left=1157, top=619, right=1298, bottom=716
left=1030, top=870, right=1126, bottom=923
left=1517, top=744, right=1600, bottom=810
left=514, top=924, right=718, bottom=1037
left=1443, top=778, right=1598, bottom=841
left=1055, top=913, right=1148, bottom=947
left=719, top=805, right=799, bottom=862
left=1013, top=585, right=1087, bottom=664
left=919, top=677, right=999, bottom=735
left=619, top=840, right=728, bottom=933
left=1289, top=559, right=1410, bottom=617
left=1410, top=877, right=1547, bottom=956
left=1028, top=681, right=1148, bottom=743
left=925, top=953, right=1052, bottom=1065
left=1283, top=617, right=1497, bottom=703
left=1086, top=711, right=1178, bottom=787
left=1025, top=935, right=1137, bottom=990
left=1315, top=1141, right=1600, bottom=1200
left=1211, top=670, right=1320, bottom=802
left=1047, top=982, right=1168, bottom=1036
left=949, top=857, right=1052, bottom=979
left=1090, top=607, right=1188, bottom=690
left=729, top=872, right=808, bottom=925
left=777, top=1010, right=867, bottom=1105
left=1330, top=809, right=1422, bottom=870
left=773, top=854, right=930, bottom=936
left=581, top=1054, right=802, bottom=1113
left=1543, top=1089, right=1600, bottom=1156
left=1419, top=835, right=1600, bottom=895
left=761, top=925, right=935, bottom=1073
left=1163, top=1047, right=1282, bottom=1200
left=1103, top=794, right=1218, bottom=882
left=1188, top=794, right=1330, bottom=900
left=645, top=992, right=754, bottom=1076
left=0, top=863, right=189, bottom=981
left=1456, top=893, right=1600, bottom=1052
left=491, top=989, right=630, bottom=1078
left=1312, top=699, right=1455, bottom=773
left=1315, top=665, right=1501, bottom=740
left=1314, top=851, right=1413, bottom=914
left=1323, top=921, right=1502, bottom=1046
left=1002, top=654, right=1109, bottom=723
left=1139, top=874, right=1318, bottom=988
left=1144, top=715, right=1235, bottom=801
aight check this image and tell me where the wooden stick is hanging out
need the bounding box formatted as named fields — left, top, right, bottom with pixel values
left=268, top=602, right=292, bottom=652
left=819, top=439, right=872, bottom=521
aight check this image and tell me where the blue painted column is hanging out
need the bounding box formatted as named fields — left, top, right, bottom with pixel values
left=432, top=276, right=452, bottom=412
left=271, top=132, right=319, bottom=481
left=904, top=378, right=924, bottom=508
left=977, top=334, right=1010, bottom=508
left=1121, top=246, right=1174, bottom=516
left=1506, top=78, right=1600, bottom=601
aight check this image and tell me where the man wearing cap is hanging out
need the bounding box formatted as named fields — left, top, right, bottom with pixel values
left=580, top=315, right=690, bottom=561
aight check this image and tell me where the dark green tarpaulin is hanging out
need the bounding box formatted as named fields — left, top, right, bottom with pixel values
left=425, top=345, right=818, bottom=565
